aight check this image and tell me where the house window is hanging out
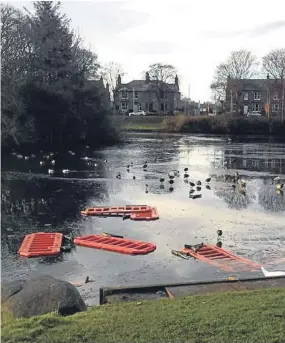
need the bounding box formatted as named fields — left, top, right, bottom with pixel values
left=272, top=103, right=279, bottom=112
left=165, top=103, right=168, bottom=111
left=244, top=92, right=249, bottom=101
left=121, top=91, right=128, bottom=99
left=160, top=103, right=164, bottom=111
left=139, top=103, right=142, bottom=110
left=232, top=103, right=237, bottom=112
left=253, top=92, right=261, bottom=100
left=252, top=103, right=261, bottom=112
left=163, top=92, right=168, bottom=99
left=273, top=93, right=279, bottom=100
left=149, top=103, right=153, bottom=111
left=121, top=102, right=128, bottom=110
left=134, top=92, right=138, bottom=99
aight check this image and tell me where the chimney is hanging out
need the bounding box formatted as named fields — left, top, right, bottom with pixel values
left=117, top=74, right=121, bottom=87
left=145, top=72, right=150, bottom=83
left=267, top=73, right=270, bottom=79
left=175, top=75, right=179, bottom=90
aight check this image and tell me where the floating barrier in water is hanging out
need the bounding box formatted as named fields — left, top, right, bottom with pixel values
left=18, top=232, right=63, bottom=258
left=81, top=205, right=159, bottom=221
left=181, top=244, right=262, bottom=272
left=74, top=234, right=156, bottom=255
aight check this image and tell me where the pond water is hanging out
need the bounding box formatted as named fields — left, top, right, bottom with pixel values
left=2, top=133, right=285, bottom=305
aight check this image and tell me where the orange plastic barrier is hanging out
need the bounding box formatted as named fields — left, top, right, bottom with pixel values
left=81, top=205, right=149, bottom=216
left=74, top=234, right=156, bottom=255
left=182, top=244, right=262, bottom=272
left=81, top=205, right=159, bottom=221
left=18, top=232, right=63, bottom=258
left=130, top=207, right=159, bottom=221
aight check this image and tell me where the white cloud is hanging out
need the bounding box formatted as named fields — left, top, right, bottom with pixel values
left=11, top=0, right=285, bottom=101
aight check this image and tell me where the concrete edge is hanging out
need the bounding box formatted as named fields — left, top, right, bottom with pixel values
left=99, top=276, right=285, bottom=305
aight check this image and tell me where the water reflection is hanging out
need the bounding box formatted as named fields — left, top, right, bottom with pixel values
left=1, top=133, right=285, bottom=305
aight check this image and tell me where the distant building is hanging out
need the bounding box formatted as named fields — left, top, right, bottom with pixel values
left=113, top=72, right=181, bottom=115
left=225, top=75, right=285, bottom=116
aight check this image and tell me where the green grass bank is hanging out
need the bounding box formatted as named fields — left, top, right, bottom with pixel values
left=2, top=288, right=285, bottom=343
left=110, top=114, right=285, bottom=135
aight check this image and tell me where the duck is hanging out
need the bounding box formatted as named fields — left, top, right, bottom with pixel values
left=274, top=176, right=280, bottom=182
left=189, top=181, right=195, bottom=187
left=104, top=159, right=108, bottom=163
left=205, top=177, right=211, bottom=183
left=217, top=229, right=223, bottom=236
left=62, top=169, right=70, bottom=174
left=205, top=185, right=211, bottom=190
left=189, top=189, right=195, bottom=194
left=191, top=194, right=202, bottom=200
left=169, top=179, right=174, bottom=185
left=168, top=173, right=175, bottom=180
left=159, top=177, right=165, bottom=183
left=51, top=159, right=56, bottom=165
left=196, top=181, right=202, bottom=186
left=196, top=186, right=201, bottom=192
left=133, top=175, right=136, bottom=180
left=174, top=171, right=180, bottom=177
left=184, top=174, right=189, bottom=178
left=116, top=173, right=121, bottom=179
left=48, top=169, right=54, bottom=175
left=276, top=183, right=284, bottom=190
left=24, top=156, right=29, bottom=160
left=184, top=167, right=188, bottom=172
left=143, top=164, right=147, bottom=169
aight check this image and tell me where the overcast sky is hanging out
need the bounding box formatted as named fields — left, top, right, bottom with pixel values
left=11, top=0, right=285, bottom=101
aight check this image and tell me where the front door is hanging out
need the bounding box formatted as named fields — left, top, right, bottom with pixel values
left=244, top=105, right=248, bottom=115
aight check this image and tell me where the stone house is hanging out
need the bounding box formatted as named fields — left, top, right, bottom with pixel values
left=225, top=75, right=285, bottom=117
left=113, top=72, right=181, bottom=115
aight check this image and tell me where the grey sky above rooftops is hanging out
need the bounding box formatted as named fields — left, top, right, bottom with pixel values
left=12, top=0, right=285, bottom=101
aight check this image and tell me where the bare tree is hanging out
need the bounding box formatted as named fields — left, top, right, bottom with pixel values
left=262, top=49, right=285, bottom=79
left=145, top=63, right=177, bottom=83
left=101, top=61, right=125, bottom=93
left=210, top=50, right=258, bottom=101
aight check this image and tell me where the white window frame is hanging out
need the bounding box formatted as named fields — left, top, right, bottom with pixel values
left=121, top=91, right=128, bottom=100
left=253, top=92, right=261, bottom=100
left=244, top=92, right=249, bottom=101
left=134, top=92, right=138, bottom=99
left=272, top=103, right=279, bottom=112
left=121, top=102, right=128, bottom=110
left=252, top=103, right=261, bottom=112
left=273, top=93, right=279, bottom=100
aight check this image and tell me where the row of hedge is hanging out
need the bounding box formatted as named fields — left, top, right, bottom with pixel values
left=162, top=115, right=285, bottom=135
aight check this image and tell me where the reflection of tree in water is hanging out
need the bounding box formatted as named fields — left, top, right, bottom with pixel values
left=1, top=176, right=110, bottom=255
left=259, top=189, right=285, bottom=212
left=215, top=188, right=251, bottom=210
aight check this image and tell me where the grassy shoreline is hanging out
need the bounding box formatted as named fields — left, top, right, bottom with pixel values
left=2, top=288, right=285, bottom=343
left=111, top=115, right=285, bottom=135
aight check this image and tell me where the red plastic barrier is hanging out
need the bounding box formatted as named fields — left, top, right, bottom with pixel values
left=182, top=244, right=262, bottom=272
left=74, top=234, right=156, bottom=255
left=81, top=205, right=159, bottom=221
left=18, top=232, right=63, bottom=258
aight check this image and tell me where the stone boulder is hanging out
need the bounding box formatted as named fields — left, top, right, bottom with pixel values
left=1, top=275, right=87, bottom=318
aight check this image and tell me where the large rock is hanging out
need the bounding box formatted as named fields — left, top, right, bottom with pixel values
left=1, top=275, right=87, bottom=318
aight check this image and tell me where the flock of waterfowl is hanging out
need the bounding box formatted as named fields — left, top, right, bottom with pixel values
left=9, top=149, right=284, bottom=197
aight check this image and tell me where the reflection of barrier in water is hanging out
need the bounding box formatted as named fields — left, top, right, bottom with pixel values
left=74, top=234, right=156, bottom=255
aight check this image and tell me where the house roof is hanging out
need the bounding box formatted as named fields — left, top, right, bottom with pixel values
left=227, top=78, right=283, bottom=91
left=116, top=80, right=179, bottom=93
